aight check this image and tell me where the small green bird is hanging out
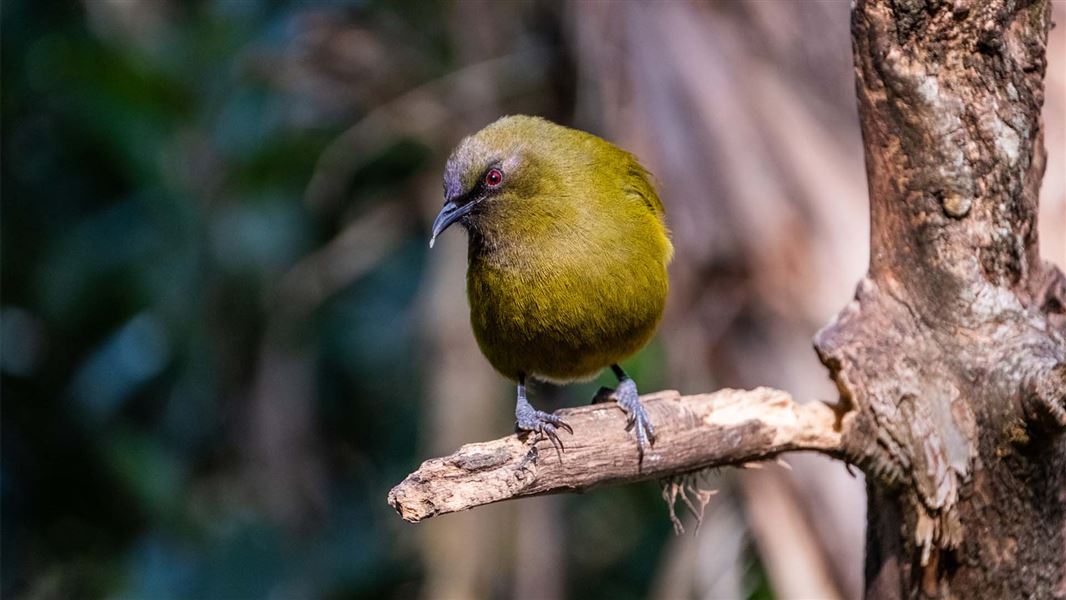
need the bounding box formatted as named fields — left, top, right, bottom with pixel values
left=430, top=115, right=672, bottom=456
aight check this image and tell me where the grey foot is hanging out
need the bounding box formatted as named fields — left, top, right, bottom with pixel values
left=607, top=379, right=656, bottom=458
left=516, top=403, right=573, bottom=453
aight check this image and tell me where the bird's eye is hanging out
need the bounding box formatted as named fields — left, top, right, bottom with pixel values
left=483, top=168, right=504, bottom=188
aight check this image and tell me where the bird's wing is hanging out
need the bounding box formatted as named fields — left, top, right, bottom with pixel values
left=622, top=157, right=667, bottom=219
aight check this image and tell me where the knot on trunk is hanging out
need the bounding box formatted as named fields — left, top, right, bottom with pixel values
left=1022, top=362, right=1066, bottom=433
left=815, top=278, right=975, bottom=560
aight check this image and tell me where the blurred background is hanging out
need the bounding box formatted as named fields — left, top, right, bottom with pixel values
left=2, top=1, right=1063, bottom=598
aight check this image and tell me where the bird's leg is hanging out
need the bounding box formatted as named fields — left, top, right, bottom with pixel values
left=514, top=374, right=573, bottom=453
left=603, top=364, right=656, bottom=458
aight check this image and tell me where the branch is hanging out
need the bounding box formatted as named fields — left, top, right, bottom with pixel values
left=388, top=388, right=845, bottom=523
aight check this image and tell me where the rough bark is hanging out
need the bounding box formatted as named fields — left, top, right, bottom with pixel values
left=388, top=388, right=843, bottom=522
left=813, top=0, right=1066, bottom=597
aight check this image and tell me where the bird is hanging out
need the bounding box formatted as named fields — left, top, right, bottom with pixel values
left=429, top=115, right=672, bottom=458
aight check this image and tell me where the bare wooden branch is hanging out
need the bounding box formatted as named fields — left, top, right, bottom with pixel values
left=388, top=388, right=844, bottom=523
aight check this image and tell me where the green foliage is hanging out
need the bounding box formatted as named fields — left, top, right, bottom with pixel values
left=2, top=1, right=423, bottom=596
left=1, top=2, right=683, bottom=598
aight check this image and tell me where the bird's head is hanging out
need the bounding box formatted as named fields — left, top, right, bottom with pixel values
left=430, top=115, right=569, bottom=249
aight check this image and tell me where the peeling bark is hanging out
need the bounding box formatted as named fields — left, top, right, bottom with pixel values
left=814, top=0, right=1066, bottom=597
left=388, top=389, right=843, bottom=522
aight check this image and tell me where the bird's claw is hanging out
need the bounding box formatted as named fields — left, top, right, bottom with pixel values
left=608, top=379, right=656, bottom=459
left=516, top=408, right=573, bottom=454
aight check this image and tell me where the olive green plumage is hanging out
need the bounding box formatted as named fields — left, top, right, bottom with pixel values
left=437, top=115, right=672, bottom=384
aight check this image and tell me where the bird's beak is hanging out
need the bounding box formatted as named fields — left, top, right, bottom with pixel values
left=429, top=200, right=472, bottom=248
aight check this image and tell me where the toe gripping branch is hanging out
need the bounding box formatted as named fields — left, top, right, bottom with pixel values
left=514, top=377, right=574, bottom=454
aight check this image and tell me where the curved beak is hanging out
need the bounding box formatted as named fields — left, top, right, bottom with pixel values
left=429, top=200, right=473, bottom=248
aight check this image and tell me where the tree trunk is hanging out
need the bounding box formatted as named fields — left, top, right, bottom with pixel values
left=814, top=0, right=1066, bottom=597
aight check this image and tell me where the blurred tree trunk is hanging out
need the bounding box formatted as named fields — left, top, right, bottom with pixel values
left=570, top=1, right=867, bottom=596
left=420, top=3, right=525, bottom=598
left=417, top=88, right=507, bottom=600
left=814, top=0, right=1066, bottom=597
left=419, top=212, right=508, bottom=600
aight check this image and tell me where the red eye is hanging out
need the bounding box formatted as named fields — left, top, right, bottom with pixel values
left=484, top=168, right=503, bottom=187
